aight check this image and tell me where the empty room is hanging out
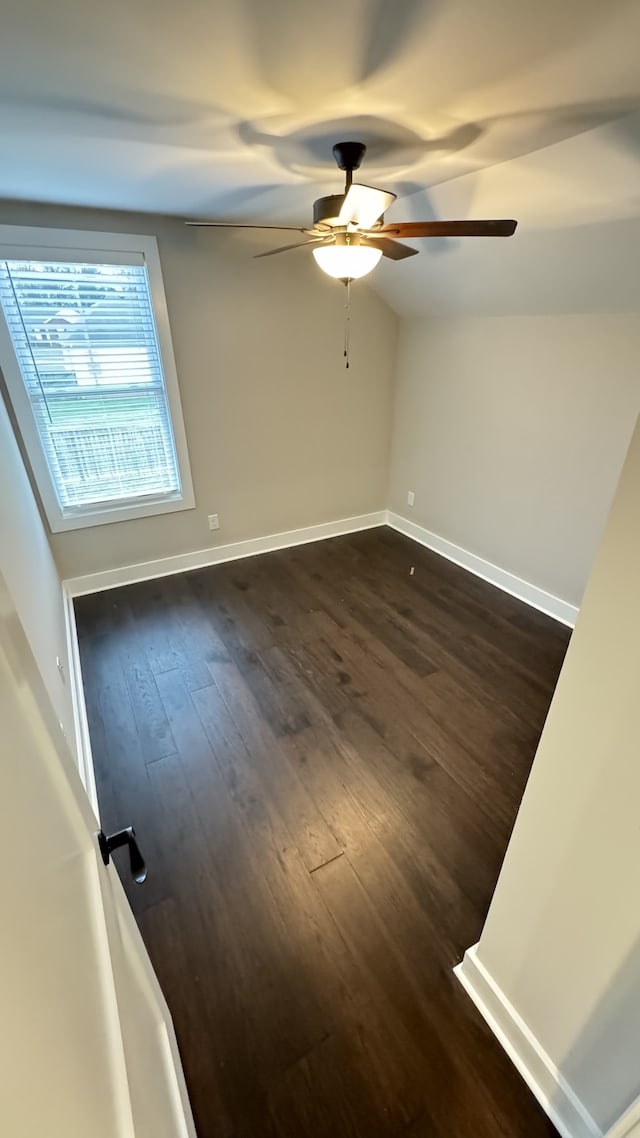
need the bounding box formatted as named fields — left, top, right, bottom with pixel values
left=1, top=2, right=640, bottom=1137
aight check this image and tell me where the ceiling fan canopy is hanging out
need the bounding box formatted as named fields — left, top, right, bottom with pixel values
left=186, top=140, right=518, bottom=282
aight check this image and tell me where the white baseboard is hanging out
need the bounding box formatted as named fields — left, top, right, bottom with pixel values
left=64, top=509, right=579, bottom=631
left=63, top=511, right=387, bottom=597
left=454, top=946, right=601, bottom=1138
left=387, top=512, right=578, bottom=628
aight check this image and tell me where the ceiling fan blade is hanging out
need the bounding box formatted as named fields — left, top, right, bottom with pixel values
left=377, top=219, right=518, bottom=238
left=185, top=221, right=309, bottom=232
left=362, top=237, right=419, bottom=261
left=254, top=237, right=331, bottom=259
left=338, top=184, right=397, bottom=229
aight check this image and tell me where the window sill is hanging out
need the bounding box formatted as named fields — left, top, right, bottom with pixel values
left=49, top=489, right=196, bottom=533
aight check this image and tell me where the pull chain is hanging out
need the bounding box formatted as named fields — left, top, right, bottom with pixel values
left=343, top=278, right=351, bottom=369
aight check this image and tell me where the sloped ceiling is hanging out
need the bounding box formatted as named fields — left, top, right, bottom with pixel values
left=1, top=0, right=639, bottom=315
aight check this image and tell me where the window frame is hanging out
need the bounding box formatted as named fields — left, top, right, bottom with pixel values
left=0, top=225, right=195, bottom=532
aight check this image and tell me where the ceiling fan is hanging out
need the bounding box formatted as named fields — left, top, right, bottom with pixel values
left=186, top=140, right=518, bottom=282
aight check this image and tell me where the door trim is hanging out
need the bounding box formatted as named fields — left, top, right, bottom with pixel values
left=63, top=583, right=100, bottom=819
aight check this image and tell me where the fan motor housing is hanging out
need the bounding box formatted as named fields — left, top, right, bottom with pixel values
left=313, top=194, right=346, bottom=228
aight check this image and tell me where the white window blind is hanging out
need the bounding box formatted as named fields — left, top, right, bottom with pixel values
left=0, top=257, right=183, bottom=516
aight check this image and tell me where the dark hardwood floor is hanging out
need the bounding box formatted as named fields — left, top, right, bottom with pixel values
left=75, top=527, right=570, bottom=1138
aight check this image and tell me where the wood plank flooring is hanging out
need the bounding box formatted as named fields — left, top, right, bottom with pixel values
left=75, top=527, right=570, bottom=1138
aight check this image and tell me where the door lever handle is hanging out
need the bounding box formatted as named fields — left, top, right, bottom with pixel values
left=98, top=826, right=147, bottom=884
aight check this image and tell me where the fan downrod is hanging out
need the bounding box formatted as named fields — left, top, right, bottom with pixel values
left=332, top=141, right=366, bottom=189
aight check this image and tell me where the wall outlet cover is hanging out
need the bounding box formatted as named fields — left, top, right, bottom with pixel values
left=407, top=491, right=415, bottom=507
left=208, top=514, right=220, bottom=531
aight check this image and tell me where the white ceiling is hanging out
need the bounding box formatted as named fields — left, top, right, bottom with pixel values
left=1, top=0, right=639, bottom=315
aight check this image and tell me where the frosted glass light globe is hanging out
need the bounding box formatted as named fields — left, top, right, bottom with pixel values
left=313, top=244, right=382, bottom=280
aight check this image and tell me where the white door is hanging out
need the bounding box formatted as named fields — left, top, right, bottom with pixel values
left=0, top=567, right=196, bottom=1138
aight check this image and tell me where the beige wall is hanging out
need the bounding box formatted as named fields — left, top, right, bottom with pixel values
left=0, top=387, right=74, bottom=746
left=474, top=408, right=640, bottom=1132
left=0, top=200, right=397, bottom=579
left=388, top=315, right=640, bottom=607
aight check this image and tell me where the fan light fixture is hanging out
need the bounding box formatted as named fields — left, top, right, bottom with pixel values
left=186, top=140, right=518, bottom=364
left=313, top=240, right=382, bottom=281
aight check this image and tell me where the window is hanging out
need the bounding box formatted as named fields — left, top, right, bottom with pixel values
left=0, top=227, right=194, bottom=531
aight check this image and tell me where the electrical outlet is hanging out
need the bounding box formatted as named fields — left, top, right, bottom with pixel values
left=208, top=514, right=220, bottom=531
left=407, top=491, right=415, bottom=507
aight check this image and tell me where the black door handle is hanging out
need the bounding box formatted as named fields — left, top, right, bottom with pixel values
left=98, top=827, right=147, bottom=884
